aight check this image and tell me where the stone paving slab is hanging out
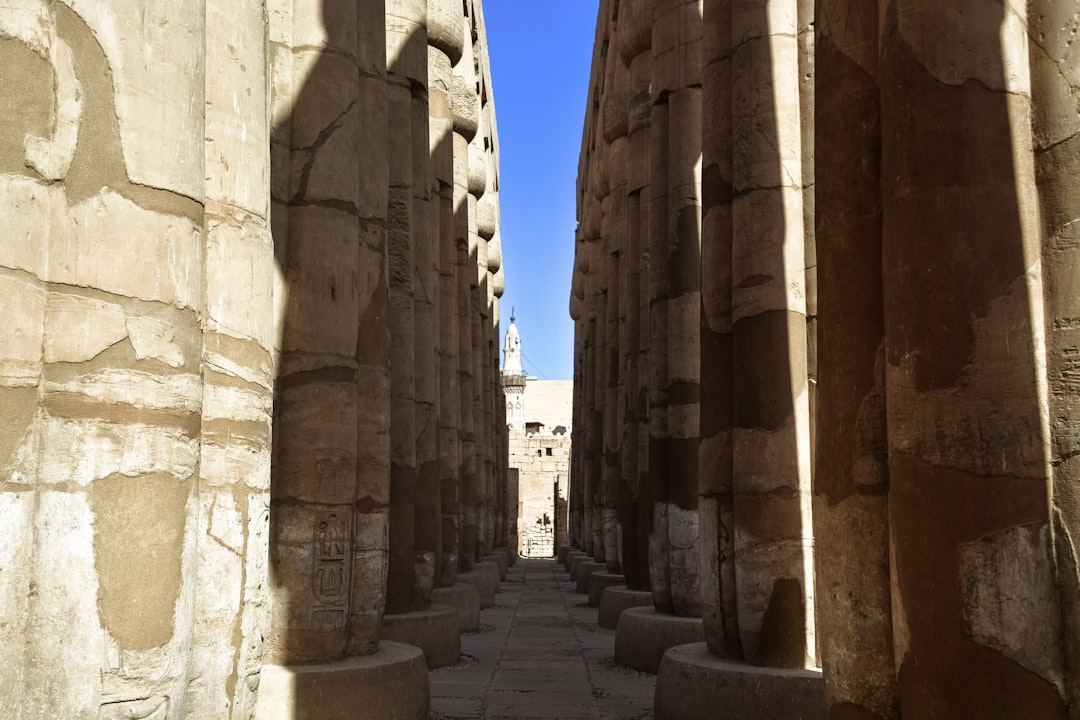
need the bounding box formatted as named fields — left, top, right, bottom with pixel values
left=430, top=558, right=655, bottom=720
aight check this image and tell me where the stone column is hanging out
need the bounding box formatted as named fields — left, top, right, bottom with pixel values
left=267, top=0, right=395, bottom=668
left=476, top=67, right=499, bottom=556
left=384, top=0, right=422, bottom=616
left=879, top=1, right=1069, bottom=714
left=611, top=0, right=708, bottom=674
left=652, top=0, right=703, bottom=618
left=620, top=0, right=655, bottom=595
left=452, top=14, right=482, bottom=575
left=576, top=28, right=605, bottom=564
left=190, top=0, right=275, bottom=715
left=468, top=106, right=490, bottom=563
left=1031, top=1, right=1080, bottom=708
left=728, top=0, right=815, bottom=667
left=656, top=1, right=825, bottom=714
left=428, top=0, right=464, bottom=589
left=646, top=54, right=673, bottom=613
left=698, top=0, right=739, bottom=661
left=380, top=0, right=462, bottom=670
left=569, top=295, right=587, bottom=551
left=602, top=41, right=629, bottom=575
left=412, top=4, right=441, bottom=613
left=592, top=131, right=612, bottom=569
left=586, top=232, right=605, bottom=563
left=812, top=2, right=896, bottom=717
left=0, top=1, right=209, bottom=715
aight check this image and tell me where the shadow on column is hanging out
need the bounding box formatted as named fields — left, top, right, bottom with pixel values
left=258, top=2, right=430, bottom=718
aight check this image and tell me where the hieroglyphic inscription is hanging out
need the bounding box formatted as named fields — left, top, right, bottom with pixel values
left=313, top=511, right=351, bottom=607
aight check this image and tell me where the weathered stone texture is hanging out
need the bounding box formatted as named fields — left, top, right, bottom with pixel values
left=2, top=0, right=506, bottom=716
left=573, top=0, right=1079, bottom=717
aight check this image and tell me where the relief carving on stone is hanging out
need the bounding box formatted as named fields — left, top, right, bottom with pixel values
left=313, top=511, right=351, bottom=607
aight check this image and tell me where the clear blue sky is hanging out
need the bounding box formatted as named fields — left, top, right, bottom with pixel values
left=485, top=1, right=599, bottom=380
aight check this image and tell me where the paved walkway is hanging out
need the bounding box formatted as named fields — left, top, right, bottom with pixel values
left=430, top=558, right=655, bottom=720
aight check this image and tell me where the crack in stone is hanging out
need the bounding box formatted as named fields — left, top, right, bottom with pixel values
left=291, top=99, right=357, bottom=204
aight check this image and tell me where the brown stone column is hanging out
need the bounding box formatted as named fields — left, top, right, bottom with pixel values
left=453, top=20, right=482, bottom=570
left=468, top=115, right=490, bottom=563
left=652, top=0, right=703, bottom=619
left=475, top=65, right=500, bottom=556
left=647, top=84, right=673, bottom=612
left=812, top=2, right=896, bottom=717
left=586, top=232, right=605, bottom=562
left=603, top=43, right=630, bottom=573
left=698, top=0, right=739, bottom=661
left=880, top=2, right=1069, bottom=715
left=592, top=129, right=612, bottom=568
left=412, top=4, right=441, bottom=610
left=428, top=0, right=464, bottom=587
left=620, top=0, right=654, bottom=593
left=578, top=106, right=603, bottom=560
left=1030, top=2, right=1080, bottom=708
left=269, top=0, right=395, bottom=664
left=729, top=0, right=815, bottom=666
left=381, top=0, right=465, bottom=671
left=384, top=0, right=423, bottom=615
left=569, top=300, right=587, bottom=550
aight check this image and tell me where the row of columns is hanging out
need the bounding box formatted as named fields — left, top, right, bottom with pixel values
left=0, top=0, right=511, bottom=718
left=570, top=0, right=1079, bottom=718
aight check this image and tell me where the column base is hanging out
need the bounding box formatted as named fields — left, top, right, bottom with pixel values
left=497, top=545, right=517, bottom=566
left=381, top=605, right=461, bottom=669
left=587, top=572, right=625, bottom=606
left=568, top=554, right=594, bottom=581
left=597, top=586, right=652, bottom=629
left=564, top=550, right=587, bottom=573
left=614, top=607, right=704, bottom=674
left=655, top=643, right=825, bottom=720
left=574, top=561, right=607, bottom=593
left=556, top=546, right=571, bottom=564
left=431, top=583, right=481, bottom=633
left=484, top=550, right=508, bottom=579
left=254, top=641, right=429, bottom=720
left=493, top=546, right=513, bottom=568
left=474, top=560, right=502, bottom=590
left=456, top=569, right=496, bottom=608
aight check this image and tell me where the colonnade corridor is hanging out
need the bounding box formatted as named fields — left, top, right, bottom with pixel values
left=431, top=559, right=655, bottom=720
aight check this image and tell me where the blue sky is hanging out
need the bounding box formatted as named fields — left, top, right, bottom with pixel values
left=485, top=1, right=599, bottom=380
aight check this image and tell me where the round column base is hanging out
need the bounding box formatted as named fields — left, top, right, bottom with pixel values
left=569, top=554, right=595, bottom=581
left=614, top=607, right=704, bottom=674
left=431, top=583, right=481, bottom=633
left=381, top=605, right=461, bottom=669
left=484, top=551, right=508, bottom=579
left=587, top=572, right=625, bottom=607
left=574, top=561, right=607, bottom=594
left=655, top=642, right=825, bottom=720
left=564, top=550, right=588, bottom=574
left=255, top=641, right=429, bottom=720
left=597, top=586, right=652, bottom=629
left=456, top=569, right=496, bottom=608
left=474, top=561, right=502, bottom=590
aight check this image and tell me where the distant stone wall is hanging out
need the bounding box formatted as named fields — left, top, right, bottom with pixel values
left=509, top=433, right=570, bottom=558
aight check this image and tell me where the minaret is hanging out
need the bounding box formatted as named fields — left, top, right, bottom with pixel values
left=502, top=311, right=526, bottom=433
